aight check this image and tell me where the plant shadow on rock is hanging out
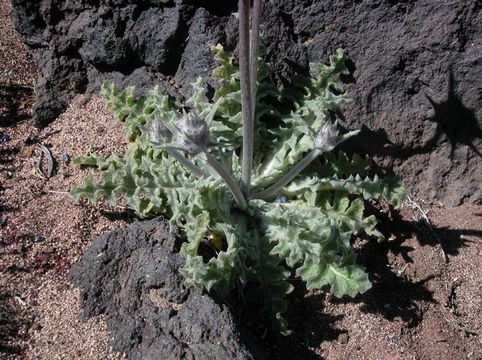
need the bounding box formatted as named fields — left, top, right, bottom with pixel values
left=227, top=275, right=345, bottom=360
left=421, top=70, right=482, bottom=159
left=349, top=70, right=482, bottom=163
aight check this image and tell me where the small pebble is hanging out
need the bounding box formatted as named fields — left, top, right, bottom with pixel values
left=33, top=235, right=45, bottom=243
left=275, top=195, right=287, bottom=204
left=61, top=152, right=70, bottom=163
left=0, top=133, right=11, bottom=143
left=338, top=333, right=349, bottom=344
left=30, top=323, right=42, bottom=332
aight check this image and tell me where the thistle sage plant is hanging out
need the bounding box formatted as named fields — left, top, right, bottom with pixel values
left=71, top=0, right=406, bottom=332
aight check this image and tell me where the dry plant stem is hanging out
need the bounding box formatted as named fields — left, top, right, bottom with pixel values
left=239, top=0, right=253, bottom=197
left=407, top=196, right=448, bottom=262
left=254, top=148, right=322, bottom=200
left=204, top=151, right=247, bottom=210
left=249, top=0, right=262, bottom=122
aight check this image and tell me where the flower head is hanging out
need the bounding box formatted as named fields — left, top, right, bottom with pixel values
left=314, top=121, right=340, bottom=152
left=174, top=111, right=210, bottom=155
left=314, top=121, right=360, bottom=152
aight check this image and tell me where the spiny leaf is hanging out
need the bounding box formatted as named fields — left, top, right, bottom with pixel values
left=315, top=151, right=370, bottom=178
left=298, top=253, right=371, bottom=297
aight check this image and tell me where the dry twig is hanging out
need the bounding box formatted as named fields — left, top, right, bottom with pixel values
left=406, top=196, right=448, bottom=262
left=36, top=143, right=54, bottom=179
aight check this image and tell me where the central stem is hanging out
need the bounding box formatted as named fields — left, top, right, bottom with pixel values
left=250, top=0, right=262, bottom=122
left=239, top=0, right=253, bottom=197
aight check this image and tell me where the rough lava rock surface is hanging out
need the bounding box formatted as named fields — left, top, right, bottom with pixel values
left=69, top=217, right=259, bottom=360
left=11, top=0, right=482, bottom=205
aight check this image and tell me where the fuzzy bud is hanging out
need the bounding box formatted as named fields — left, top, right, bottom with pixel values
left=314, top=121, right=340, bottom=152
left=175, top=112, right=210, bottom=155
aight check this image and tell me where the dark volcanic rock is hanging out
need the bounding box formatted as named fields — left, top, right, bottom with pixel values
left=11, top=0, right=482, bottom=205
left=69, top=217, right=258, bottom=360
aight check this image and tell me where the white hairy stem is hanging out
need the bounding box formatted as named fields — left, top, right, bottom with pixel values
left=249, top=0, right=263, bottom=123
left=168, top=149, right=207, bottom=178
left=239, top=0, right=253, bottom=197
left=253, top=148, right=322, bottom=200
left=204, top=151, right=247, bottom=210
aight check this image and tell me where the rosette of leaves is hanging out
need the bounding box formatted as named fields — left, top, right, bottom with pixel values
left=71, top=8, right=405, bottom=333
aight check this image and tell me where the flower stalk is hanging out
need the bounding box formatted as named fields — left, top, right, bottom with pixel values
left=169, top=150, right=207, bottom=178
left=204, top=151, right=247, bottom=210
left=250, top=0, right=263, bottom=122
left=253, top=148, right=322, bottom=200
left=239, top=0, right=253, bottom=197
left=253, top=122, right=360, bottom=200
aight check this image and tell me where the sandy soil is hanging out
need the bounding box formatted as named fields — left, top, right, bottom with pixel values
left=1, top=0, right=481, bottom=359
left=0, top=94, right=130, bottom=359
